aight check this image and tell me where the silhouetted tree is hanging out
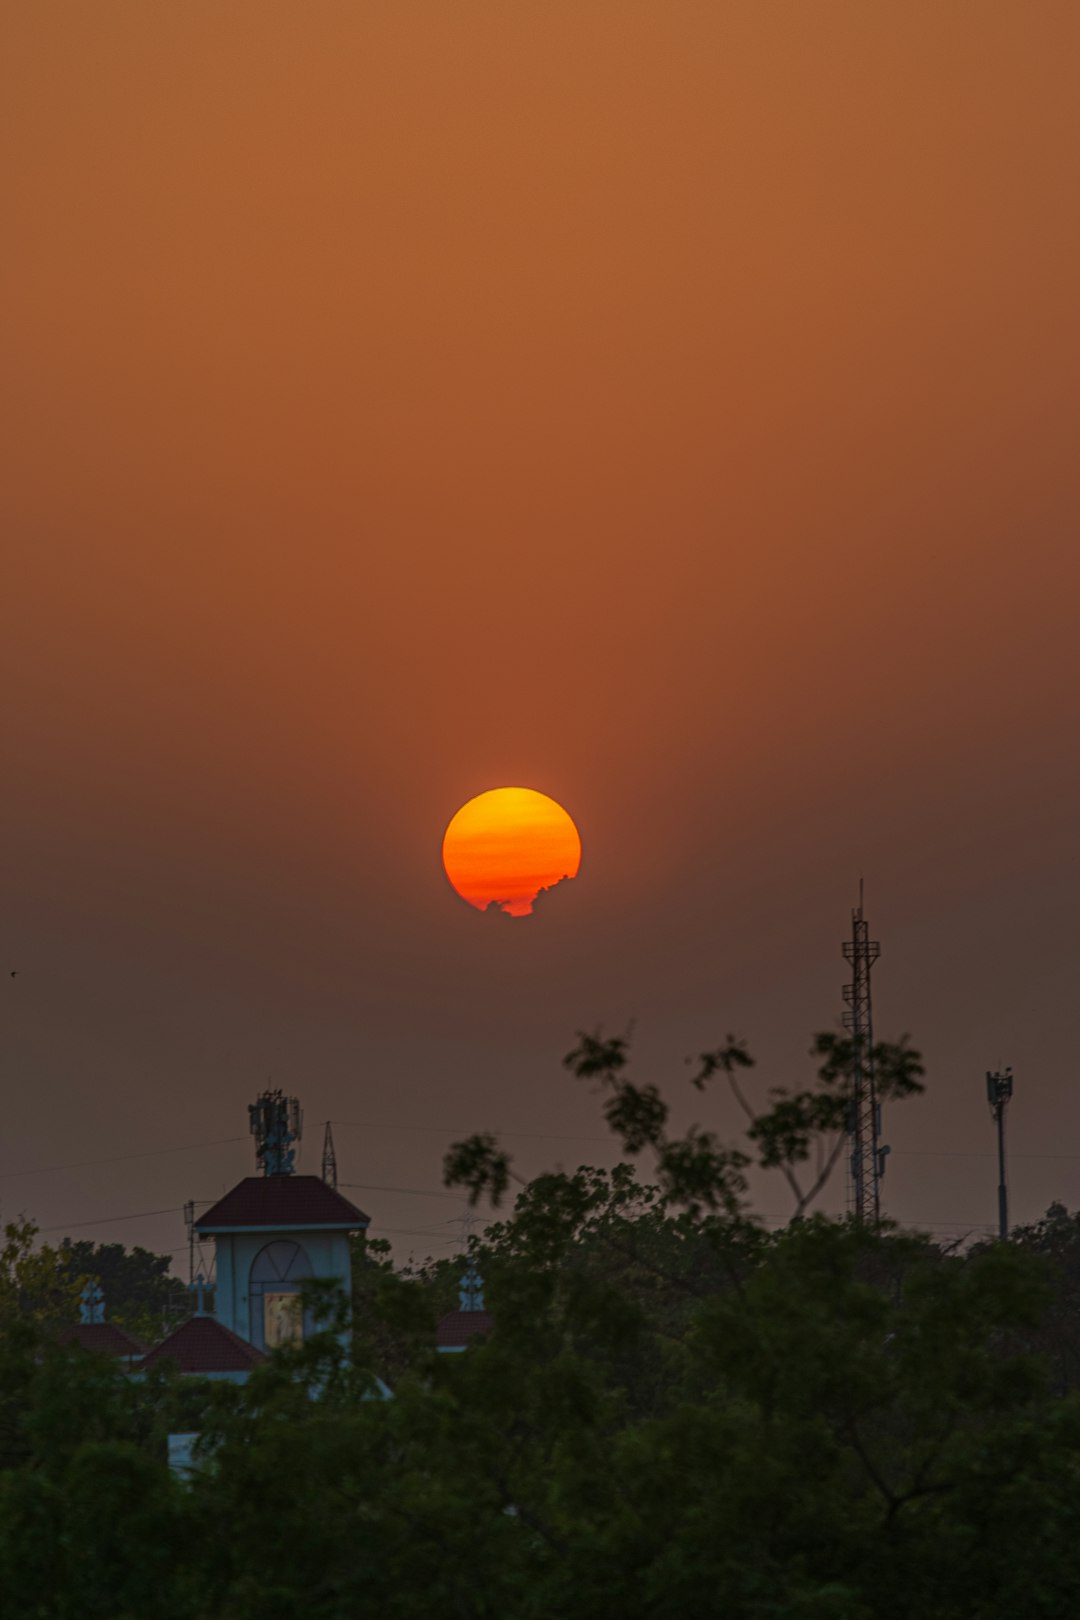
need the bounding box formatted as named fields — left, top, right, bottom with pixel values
left=58, top=1240, right=187, bottom=1340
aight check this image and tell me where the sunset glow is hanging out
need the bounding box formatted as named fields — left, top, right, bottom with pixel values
left=442, top=788, right=582, bottom=918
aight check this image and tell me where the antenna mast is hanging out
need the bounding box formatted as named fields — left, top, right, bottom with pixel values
left=986, top=1068, right=1014, bottom=1240
left=843, top=884, right=884, bottom=1223
left=321, top=1120, right=338, bottom=1189
left=249, top=1089, right=303, bottom=1177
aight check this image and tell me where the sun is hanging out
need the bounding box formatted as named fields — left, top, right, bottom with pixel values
left=442, top=787, right=582, bottom=918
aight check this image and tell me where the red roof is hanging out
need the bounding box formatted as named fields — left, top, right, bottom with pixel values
left=141, top=1316, right=266, bottom=1374
left=60, top=1322, right=146, bottom=1358
left=195, top=1176, right=369, bottom=1232
left=436, top=1309, right=495, bottom=1349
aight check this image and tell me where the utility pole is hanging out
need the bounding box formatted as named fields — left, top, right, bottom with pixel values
left=183, top=1200, right=195, bottom=1286
left=986, top=1068, right=1014, bottom=1240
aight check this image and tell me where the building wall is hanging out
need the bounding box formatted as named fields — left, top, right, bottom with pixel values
left=212, top=1229, right=353, bottom=1349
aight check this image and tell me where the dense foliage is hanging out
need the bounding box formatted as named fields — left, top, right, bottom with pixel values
left=3, top=1032, right=1080, bottom=1617
left=59, top=1240, right=189, bottom=1342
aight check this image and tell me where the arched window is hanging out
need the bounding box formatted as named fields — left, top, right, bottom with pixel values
left=249, top=1241, right=313, bottom=1350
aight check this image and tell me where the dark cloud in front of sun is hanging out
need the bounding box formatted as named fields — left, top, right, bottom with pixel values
left=529, top=874, right=574, bottom=916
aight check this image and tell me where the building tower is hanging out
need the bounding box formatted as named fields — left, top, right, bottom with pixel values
left=843, top=885, right=883, bottom=1223
left=195, top=1091, right=368, bottom=1355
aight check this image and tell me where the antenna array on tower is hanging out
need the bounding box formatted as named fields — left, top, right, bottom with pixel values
left=249, top=1089, right=303, bottom=1177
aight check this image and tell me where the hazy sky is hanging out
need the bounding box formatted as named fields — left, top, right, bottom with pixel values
left=3, top=2, right=1079, bottom=1271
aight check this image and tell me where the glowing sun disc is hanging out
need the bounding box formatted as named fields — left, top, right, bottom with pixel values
left=442, top=787, right=582, bottom=918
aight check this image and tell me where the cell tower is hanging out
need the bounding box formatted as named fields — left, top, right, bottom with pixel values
left=249, top=1088, right=302, bottom=1176
left=321, top=1121, right=338, bottom=1190
left=986, top=1068, right=1014, bottom=1240
left=842, top=885, right=883, bottom=1223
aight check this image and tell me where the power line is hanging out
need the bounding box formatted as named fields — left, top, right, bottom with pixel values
left=9, top=1131, right=1080, bottom=1231
left=337, top=1121, right=1080, bottom=1163
left=40, top=1206, right=181, bottom=1234
left=333, top=1118, right=610, bottom=1146
left=38, top=1202, right=470, bottom=1246
left=34, top=1200, right=1010, bottom=1251
left=2, top=1136, right=247, bottom=1180
left=891, top=1147, right=1080, bottom=1163
left=340, top=1180, right=462, bottom=1202
left=373, top=1227, right=461, bottom=1242
left=12, top=1126, right=1075, bottom=1255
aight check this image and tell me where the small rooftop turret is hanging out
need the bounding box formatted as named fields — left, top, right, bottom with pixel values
left=80, top=1279, right=105, bottom=1325
left=437, top=1263, right=494, bottom=1353
left=62, top=1280, right=145, bottom=1364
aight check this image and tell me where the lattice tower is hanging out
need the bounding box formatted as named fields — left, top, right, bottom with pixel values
left=843, top=894, right=881, bottom=1223
left=321, top=1121, right=338, bottom=1189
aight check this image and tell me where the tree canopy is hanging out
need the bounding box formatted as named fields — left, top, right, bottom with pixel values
left=59, top=1240, right=189, bottom=1342
left=3, top=1028, right=1080, bottom=1618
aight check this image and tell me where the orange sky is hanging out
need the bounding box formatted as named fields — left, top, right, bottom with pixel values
left=2, top=3, right=1079, bottom=1257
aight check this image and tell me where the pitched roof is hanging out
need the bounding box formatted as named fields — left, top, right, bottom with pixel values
left=141, top=1316, right=266, bottom=1374
left=195, top=1175, right=370, bottom=1232
left=60, top=1322, right=146, bottom=1358
left=436, top=1309, right=496, bottom=1349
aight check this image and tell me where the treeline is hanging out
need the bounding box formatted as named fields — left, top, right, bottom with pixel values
left=2, top=1030, right=1080, bottom=1617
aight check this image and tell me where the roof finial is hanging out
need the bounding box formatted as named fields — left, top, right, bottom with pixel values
left=190, top=1272, right=208, bottom=1317
left=79, top=1280, right=105, bottom=1325
left=459, top=1262, right=485, bottom=1312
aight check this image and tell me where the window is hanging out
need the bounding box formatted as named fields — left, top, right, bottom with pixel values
left=249, top=1241, right=313, bottom=1350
